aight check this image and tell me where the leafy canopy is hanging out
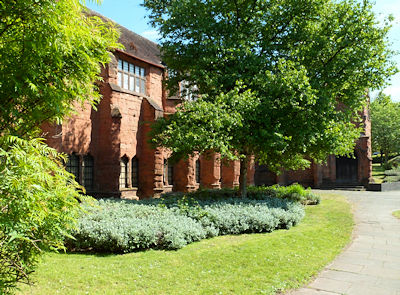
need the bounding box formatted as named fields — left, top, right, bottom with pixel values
left=0, top=0, right=120, bottom=293
left=0, top=0, right=120, bottom=137
left=371, top=92, right=400, bottom=164
left=145, top=0, right=396, bottom=171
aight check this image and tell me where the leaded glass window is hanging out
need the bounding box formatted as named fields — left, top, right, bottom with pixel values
left=163, top=159, right=174, bottom=186
left=83, top=155, right=94, bottom=191
left=66, top=154, right=80, bottom=183
left=131, top=157, right=139, bottom=188
left=117, top=59, right=146, bottom=94
left=120, top=157, right=129, bottom=189
left=195, top=159, right=201, bottom=184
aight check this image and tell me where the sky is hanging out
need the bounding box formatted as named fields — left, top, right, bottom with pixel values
left=86, top=0, right=400, bottom=101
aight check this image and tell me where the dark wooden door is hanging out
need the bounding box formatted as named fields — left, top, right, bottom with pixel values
left=336, top=156, right=358, bottom=184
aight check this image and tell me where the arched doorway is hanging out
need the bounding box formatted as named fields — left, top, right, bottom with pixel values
left=336, top=156, right=358, bottom=184
left=254, top=164, right=276, bottom=186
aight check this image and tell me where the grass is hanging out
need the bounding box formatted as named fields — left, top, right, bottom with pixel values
left=372, top=163, right=385, bottom=184
left=393, top=210, right=400, bottom=219
left=18, top=193, right=353, bottom=295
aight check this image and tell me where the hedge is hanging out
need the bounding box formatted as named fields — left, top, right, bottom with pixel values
left=68, top=190, right=307, bottom=253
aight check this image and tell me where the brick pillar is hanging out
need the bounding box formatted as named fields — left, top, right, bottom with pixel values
left=222, top=159, right=240, bottom=188
left=153, top=148, right=164, bottom=197
left=174, top=157, right=198, bottom=192
left=312, top=162, right=322, bottom=188
left=246, top=156, right=255, bottom=186
left=200, top=153, right=221, bottom=189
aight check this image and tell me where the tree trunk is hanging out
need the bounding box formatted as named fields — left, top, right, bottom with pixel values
left=380, top=150, right=383, bottom=166
left=239, top=156, right=248, bottom=198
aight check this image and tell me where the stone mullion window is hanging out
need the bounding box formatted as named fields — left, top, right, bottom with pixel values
left=120, top=157, right=129, bottom=189
left=117, top=59, right=146, bottom=94
left=163, top=159, right=174, bottom=186
left=66, top=154, right=80, bottom=183
left=82, top=155, right=94, bottom=191
left=195, top=159, right=201, bottom=184
left=131, top=157, right=139, bottom=188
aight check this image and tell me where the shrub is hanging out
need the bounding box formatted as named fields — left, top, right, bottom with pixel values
left=163, top=184, right=321, bottom=205
left=0, top=137, right=85, bottom=294
left=384, top=169, right=400, bottom=176
left=68, top=195, right=305, bottom=253
left=387, top=155, right=400, bottom=168
left=247, top=184, right=321, bottom=205
left=69, top=201, right=206, bottom=251
left=383, top=168, right=400, bottom=183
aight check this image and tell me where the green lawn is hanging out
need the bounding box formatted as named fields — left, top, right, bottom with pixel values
left=372, top=163, right=385, bottom=184
left=393, top=210, right=400, bottom=219
left=18, top=193, right=353, bottom=295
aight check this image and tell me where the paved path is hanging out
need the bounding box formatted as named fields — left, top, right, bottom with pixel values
left=291, top=190, right=400, bottom=295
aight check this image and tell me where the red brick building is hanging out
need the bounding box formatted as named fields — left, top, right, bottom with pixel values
left=43, top=14, right=371, bottom=199
left=42, top=14, right=253, bottom=199
left=255, top=106, right=372, bottom=188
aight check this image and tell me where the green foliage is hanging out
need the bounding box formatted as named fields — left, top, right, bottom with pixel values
left=68, top=195, right=305, bottom=253
left=163, top=184, right=321, bottom=205
left=383, top=168, right=400, bottom=183
left=0, top=136, right=86, bottom=294
left=17, top=193, right=353, bottom=295
left=393, top=210, right=400, bottom=219
left=0, top=0, right=120, bottom=136
left=371, top=93, right=400, bottom=166
left=388, top=155, right=400, bottom=168
left=0, top=1, right=120, bottom=293
left=145, top=0, right=396, bottom=191
left=247, top=184, right=321, bottom=205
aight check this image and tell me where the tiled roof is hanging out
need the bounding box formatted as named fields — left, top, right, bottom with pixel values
left=86, top=9, right=163, bottom=68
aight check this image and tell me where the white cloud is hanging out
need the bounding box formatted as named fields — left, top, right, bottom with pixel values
left=140, top=30, right=161, bottom=42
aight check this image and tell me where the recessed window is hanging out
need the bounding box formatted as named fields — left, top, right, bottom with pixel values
left=66, top=154, right=80, bottom=183
left=163, top=159, right=174, bottom=186
left=120, top=156, right=129, bottom=189
left=117, top=59, right=146, bottom=94
left=195, top=159, right=201, bottom=184
left=82, top=155, right=94, bottom=191
left=131, top=157, right=139, bottom=188
left=220, top=161, right=223, bottom=184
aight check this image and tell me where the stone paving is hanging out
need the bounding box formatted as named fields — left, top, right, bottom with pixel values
left=290, top=190, right=400, bottom=295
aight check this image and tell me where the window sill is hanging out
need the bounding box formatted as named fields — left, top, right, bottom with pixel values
left=120, top=187, right=138, bottom=192
left=109, top=82, right=148, bottom=99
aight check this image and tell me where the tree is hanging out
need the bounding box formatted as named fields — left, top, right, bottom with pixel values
left=0, top=0, right=119, bottom=292
left=0, top=0, right=120, bottom=137
left=144, top=0, right=396, bottom=196
left=371, top=92, right=400, bottom=167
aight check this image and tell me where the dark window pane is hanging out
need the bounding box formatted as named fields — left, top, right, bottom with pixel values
left=168, top=163, right=174, bottom=185
left=123, top=60, right=129, bottom=72
left=66, top=154, right=80, bottom=183
left=163, top=159, right=168, bottom=185
left=132, top=157, right=139, bottom=188
left=195, top=159, right=200, bottom=184
left=83, top=155, right=94, bottom=191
